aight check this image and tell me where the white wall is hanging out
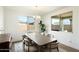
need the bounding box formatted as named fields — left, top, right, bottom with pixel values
left=4, top=8, right=39, bottom=42
left=43, top=7, right=79, bottom=50
left=0, top=7, right=4, bottom=34
left=3, top=6, right=79, bottom=50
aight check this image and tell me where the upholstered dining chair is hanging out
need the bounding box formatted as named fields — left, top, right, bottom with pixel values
left=22, top=35, right=37, bottom=52
left=47, top=40, right=59, bottom=52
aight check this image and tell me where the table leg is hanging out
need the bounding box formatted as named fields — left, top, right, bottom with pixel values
left=49, top=43, right=51, bottom=52
left=38, top=46, right=41, bottom=52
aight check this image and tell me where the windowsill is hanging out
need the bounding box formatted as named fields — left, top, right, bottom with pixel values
left=51, top=31, right=73, bottom=34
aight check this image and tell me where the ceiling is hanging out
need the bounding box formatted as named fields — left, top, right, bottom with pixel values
left=4, top=6, right=63, bottom=16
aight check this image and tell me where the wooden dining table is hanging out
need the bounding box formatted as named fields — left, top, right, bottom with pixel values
left=25, top=32, right=56, bottom=51
left=0, top=33, right=12, bottom=52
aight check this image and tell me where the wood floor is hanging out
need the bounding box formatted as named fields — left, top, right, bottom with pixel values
left=10, top=41, right=79, bottom=52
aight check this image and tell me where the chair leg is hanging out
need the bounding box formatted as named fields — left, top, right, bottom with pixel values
left=57, top=46, right=59, bottom=52
left=27, top=46, right=29, bottom=52
left=49, top=43, right=51, bottom=52
left=28, top=42, right=30, bottom=52
left=23, top=42, right=25, bottom=52
left=38, top=46, right=41, bottom=52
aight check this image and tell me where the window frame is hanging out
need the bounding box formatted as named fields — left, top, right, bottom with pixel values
left=51, top=11, right=72, bottom=32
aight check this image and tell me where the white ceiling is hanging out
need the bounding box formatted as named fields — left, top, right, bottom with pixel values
left=4, top=6, right=62, bottom=16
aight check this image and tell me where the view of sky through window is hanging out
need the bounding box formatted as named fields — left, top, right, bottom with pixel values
left=17, top=16, right=35, bottom=24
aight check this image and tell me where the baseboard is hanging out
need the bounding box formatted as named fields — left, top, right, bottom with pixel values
left=59, top=43, right=79, bottom=52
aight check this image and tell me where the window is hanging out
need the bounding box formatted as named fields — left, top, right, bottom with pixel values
left=51, top=11, right=72, bottom=32
left=62, top=18, right=72, bottom=32
left=17, top=16, right=35, bottom=24
left=63, top=19, right=71, bottom=25
left=51, top=16, right=61, bottom=31
left=17, top=16, right=27, bottom=23
left=52, top=18, right=60, bottom=25
left=17, top=16, right=35, bottom=32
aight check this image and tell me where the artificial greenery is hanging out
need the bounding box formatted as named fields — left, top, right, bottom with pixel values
left=39, top=21, right=46, bottom=32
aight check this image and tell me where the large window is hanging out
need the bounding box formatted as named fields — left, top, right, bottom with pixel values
left=17, top=16, right=35, bottom=24
left=52, top=18, right=60, bottom=25
left=62, top=18, right=72, bottom=32
left=17, top=16, right=35, bottom=32
left=51, top=11, right=72, bottom=32
left=51, top=16, right=61, bottom=31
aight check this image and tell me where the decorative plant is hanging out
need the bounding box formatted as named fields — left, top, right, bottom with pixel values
left=39, top=21, right=46, bottom=32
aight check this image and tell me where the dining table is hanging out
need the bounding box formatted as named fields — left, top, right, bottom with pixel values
left=25, top=32, right=57, bottom=51
left=0, top=33, right=12, bottom=52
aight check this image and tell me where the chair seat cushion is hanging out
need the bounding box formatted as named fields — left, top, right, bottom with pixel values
left=25, top=45, right=37, bottom=52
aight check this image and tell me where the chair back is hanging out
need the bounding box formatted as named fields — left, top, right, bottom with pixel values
left=52, top=40, right=57, bottom=43
left=22, top=35, right=33, bottom=45
left=47, top=34, right=51, bottom=37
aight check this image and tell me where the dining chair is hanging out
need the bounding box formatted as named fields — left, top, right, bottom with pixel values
left=48, top=40, right=59, bottom=52
left=41, top=40, right=59, bottom=52
left=47, top=34, right=51, bottom=37
left=22, top=35, right=37, bottom=52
